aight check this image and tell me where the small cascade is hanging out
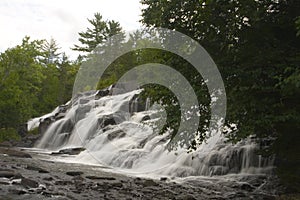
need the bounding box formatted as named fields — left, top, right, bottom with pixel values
left=145, top=97, right=151, bottom=111
left=33, top=84, right=274, bottom=177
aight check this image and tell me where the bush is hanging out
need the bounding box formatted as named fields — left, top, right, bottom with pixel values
left=28, top=127, right=39, bottom=135
left=0, top=128, right=20, bottom=143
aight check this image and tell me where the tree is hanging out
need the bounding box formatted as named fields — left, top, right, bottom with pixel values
left=141, top=0, right=300, bottom=191
left=72, top=13, right=123, bottom=52
left=41, top=38, right=61, bottom=64
left=0, top=37, right=45, bottom=129
left=0, top=37, right=79, bottom=142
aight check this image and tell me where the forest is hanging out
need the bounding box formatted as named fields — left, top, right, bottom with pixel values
left=0, top=0, right=299, bottom=197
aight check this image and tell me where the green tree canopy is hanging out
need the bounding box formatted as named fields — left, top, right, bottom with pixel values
left=141, top=0, right=300, bottom=191
left=0, top=37, right=79, bottom=142
left=72, top=13, right=123, bottom=52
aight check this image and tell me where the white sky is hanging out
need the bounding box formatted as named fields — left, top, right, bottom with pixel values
left=0, top=0, right=142, bottom=59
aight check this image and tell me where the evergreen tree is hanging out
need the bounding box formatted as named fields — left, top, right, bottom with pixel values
left=41, top=38, right=61, bottom=64
left=72, top=13, right=123, bottom=52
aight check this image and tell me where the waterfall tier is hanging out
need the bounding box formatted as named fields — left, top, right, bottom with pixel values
left=31, top=84, right=274, bottom=177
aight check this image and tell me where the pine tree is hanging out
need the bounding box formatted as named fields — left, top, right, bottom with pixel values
left=72, top=13, right=123, bottom=52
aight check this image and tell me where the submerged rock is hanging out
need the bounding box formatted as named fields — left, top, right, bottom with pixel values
left=51, top=147, right=85, bottom=155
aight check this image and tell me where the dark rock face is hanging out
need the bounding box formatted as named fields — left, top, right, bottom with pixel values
left=107, top=130, right=126, bottom=141
left=15, top=134, right=41, bottom=148
left=38, top=117, right=53, bottom=135
left=141, top=115, right=151, bottom=122
left=26, top=165, right=49, bottom=173
left=18, top=124, right=28, bottom=138
left=51, top=147, right=85, bottom=155
left=95, top=89, right=110, bottom=99
left=75, top=105, right=92, bottom=122
left=66, top=171, right=84, bottom=176
left=110, top=82, right=138, bottom=95
left=85, top=176, right=116, bottom=180
left=21, top=178, right=39, bottom=188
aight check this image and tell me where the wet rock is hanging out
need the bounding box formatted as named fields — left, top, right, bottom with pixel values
left=55, top=180, right=73, bottom=185
left=43, top=176, right=54, bottom=181
left=107, top=130, right=126, bottom=141
left=95, top=89, right=110, bottom=99
left=177, top=195, right=197, bottom=200
left=143, top=179, right=159, bottom=187
left=21, top=177, right=39, bottom=188
left=135, top=177, right=142, bottom=181
left=59, top=119, right=74, bottom=133
left=111, top=182, right=123, bottom=188
left=141, top=115, right=151, bottom=122
left=0, top=170, right=23, bottom=179
left=0, top=179, right=10, bottom=185
left=66, top=171, right=84, bottom=176
left=210, top=165, right=229, bottom=175
left=79, top=98, right=90, bottom=105
left=38, top=117, right=53, bottom=135
left=86, top=176, right=116, bottom=180
left=240, top=183, right=255, bottom=191
left=160, top=177, right=168, bottom=181
left=26, top=165, right=49, bottom=173
left=103, top=117, right=116, bottom=126
left=9, top=188, right=27, bottom=195
left=53, top=147, right=85, bottom=155
left=0, top=141, right=12, bottom=147
left=0, top=147, right=32, bottom=158
left=38, top=169, right=49, bottom=173
left=75, top=105, right=91, bottom=122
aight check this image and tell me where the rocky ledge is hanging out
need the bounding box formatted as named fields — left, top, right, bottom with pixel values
left=0, top=147, right=285, bottom=200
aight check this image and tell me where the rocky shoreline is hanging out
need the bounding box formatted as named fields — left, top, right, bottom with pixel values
left=0, top=147, right=285, bottom=200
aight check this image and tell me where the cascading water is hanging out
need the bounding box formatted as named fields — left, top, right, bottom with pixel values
left=31, top=85, right=274, bottom=178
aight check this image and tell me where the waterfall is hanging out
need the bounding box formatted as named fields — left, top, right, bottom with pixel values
left=33, top=85, right=274, bottom=177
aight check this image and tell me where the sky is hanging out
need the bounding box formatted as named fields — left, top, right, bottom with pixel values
left=0, top=0, right=142, bottom=59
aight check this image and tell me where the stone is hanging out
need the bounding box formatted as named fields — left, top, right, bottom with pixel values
left=38, top=117, right=53, bottom=135
left=9, top=189, right=27, bottom=195
left=141, top=115, right=151, bottom=122
left=0, top=141, right=12, bottom=147
left=0, top=170, right=22, bottom=179
left=160, top=177, right=168, bottom=181
left=43, top=176, right=54, bottom=181
left=66, top=171, right=84, bottom=176
left=26, top=165, right=49, bottom=173
left=55, top=180, right=72, bottom=185
left=21, top=177, right=39, bottom=188
left=107, top=130, right=126, bottom=141
left=143, top=179, right=159, bottom=187
left=54, top=147, right=85, bottom=155
left=111, top=182, right=123, bottom=188
left=240, top=183, right=255, bottom=191
left=85, top=176, right=116, bottom=180
left=0, top=147, right=32, bottom=158
left=95, top=89, right=110, bottom=99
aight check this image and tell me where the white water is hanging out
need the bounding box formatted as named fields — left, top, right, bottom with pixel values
left=33, top=88, right=274, bottom=178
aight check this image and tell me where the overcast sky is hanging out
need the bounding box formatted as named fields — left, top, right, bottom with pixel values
left=0, top=0, right=142, bottom=59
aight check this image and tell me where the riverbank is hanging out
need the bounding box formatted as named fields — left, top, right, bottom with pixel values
left=0, top=147, right=288, bottom=200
